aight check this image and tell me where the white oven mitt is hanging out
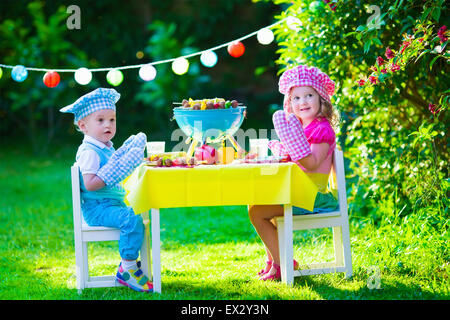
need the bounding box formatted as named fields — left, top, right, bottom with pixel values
left=97, top=132, right=147, bottom=186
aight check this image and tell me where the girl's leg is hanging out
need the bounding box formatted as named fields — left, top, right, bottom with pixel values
left=248, top=205, right=283, bottom=265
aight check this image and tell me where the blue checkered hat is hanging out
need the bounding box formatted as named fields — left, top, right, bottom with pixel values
left=60, top=88, right=120, bottom=121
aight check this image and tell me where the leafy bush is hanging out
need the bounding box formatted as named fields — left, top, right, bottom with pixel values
left=264, top=0, right=448, bottom=220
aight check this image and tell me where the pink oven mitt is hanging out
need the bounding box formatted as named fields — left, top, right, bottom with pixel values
left=272, top=110, right=311, bottom=161
left=268, top=140, right=290, bottom=159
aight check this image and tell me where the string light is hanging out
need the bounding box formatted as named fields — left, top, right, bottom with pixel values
left=257, top=28, right=274, bottom=45
left=139, top=64, right=157, bottom=81
left=74, top=67, right=92, bottom=85
left=43, top=71, right=60, bottom=87
left=227, top=41, right=245, bottom=58
left=106, top=69, right=124, bottom=86
left=200, top=50, right=218, bottom=68
left=11, top=65, right=28, bottom=82
left=0, top=17, right=290, bottom=85
left=172, top=57, right=189, bottom=75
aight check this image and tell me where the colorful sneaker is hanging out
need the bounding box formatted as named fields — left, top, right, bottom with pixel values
left=116, top=262, right=153, bottom=293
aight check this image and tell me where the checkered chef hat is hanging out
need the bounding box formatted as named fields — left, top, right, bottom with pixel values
left=59, top=88, right=120, bottom=121
left=278, top=65, right=335, bottom=104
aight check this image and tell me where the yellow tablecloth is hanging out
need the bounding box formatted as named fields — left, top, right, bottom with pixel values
left=123, top=162, right=318, bottom=214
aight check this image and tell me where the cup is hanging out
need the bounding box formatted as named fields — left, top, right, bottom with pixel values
left=146, top=141, right=165, bottom=157
left=249, top=138, right=269, bottom=159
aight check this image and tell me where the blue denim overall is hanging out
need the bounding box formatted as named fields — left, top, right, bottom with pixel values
left=76, top=141, right=144, bottom=260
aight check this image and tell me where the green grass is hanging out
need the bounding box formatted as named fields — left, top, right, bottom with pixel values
left=0, top=145, right=448, bottom=300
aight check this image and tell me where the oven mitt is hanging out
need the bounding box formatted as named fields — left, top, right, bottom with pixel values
left=96, top=132, right=147, bottom=186
left=97, top=146, right=145, bottom=186
left=268, top=140, right=291, bottom=158
left=272, top=110, right=311, bottom=161
left=111, top=132, right=147, bottom=161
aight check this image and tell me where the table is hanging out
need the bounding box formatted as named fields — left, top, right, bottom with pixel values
left=123, top=162, right=319, bottom=293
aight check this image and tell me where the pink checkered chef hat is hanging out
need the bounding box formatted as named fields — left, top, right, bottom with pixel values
left=278, top=65, right=335, bottom=107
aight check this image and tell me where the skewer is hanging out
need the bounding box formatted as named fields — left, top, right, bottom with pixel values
left=172, top=102, right=244, bottom=105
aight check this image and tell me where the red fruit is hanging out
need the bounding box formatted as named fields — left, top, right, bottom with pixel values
left=172, top=157, right=187, bottom=166
left=194, top=145, right=217, bottom=164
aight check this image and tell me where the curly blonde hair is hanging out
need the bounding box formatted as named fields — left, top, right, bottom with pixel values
left=318, top=96, right=340, bottom=130
left=286, top=87, right=340, bottom=130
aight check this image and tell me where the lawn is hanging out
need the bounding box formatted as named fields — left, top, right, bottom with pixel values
left=0, top=145, right=448, bottom=300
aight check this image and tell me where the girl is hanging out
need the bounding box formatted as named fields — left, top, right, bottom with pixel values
left=248, top=65, right=339, bottom=281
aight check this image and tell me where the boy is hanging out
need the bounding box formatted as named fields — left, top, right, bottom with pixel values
left=60, top=87, right=153, bottom=293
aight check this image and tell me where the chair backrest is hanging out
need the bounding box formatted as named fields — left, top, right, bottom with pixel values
left=330, top=148, right=348, bottom=218
left=71, top=164, right=83, bottom=233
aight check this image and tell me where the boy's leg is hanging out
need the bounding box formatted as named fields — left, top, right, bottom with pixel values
left=93, top=201, right=144, bottom=261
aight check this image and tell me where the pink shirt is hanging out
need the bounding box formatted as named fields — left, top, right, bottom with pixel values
left=303, top=117, right=336, bottom=156
left=269, top=117, right=336, bottom=174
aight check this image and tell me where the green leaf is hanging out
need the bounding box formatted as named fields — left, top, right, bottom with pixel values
left=430, top=55, right=440, bottom=70
left=373, top=38, right=383, bottom=46
left=356, top=25, right=366, bottom=32
left=421, top=7, right=432, bottom=21
left=364, top=41, right=371, bottom=54
left=432, top=7, right=441, bottom=22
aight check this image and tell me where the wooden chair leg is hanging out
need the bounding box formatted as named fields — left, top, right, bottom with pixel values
left=151, top=209, right=161, bottom=293
left=341, top=221, right=353, bottom=278
left=332, top=226, right=344, bottom=266
left=74, top=240, right=84, bottom=293
left=82, top=242, right=89, bottom=288
left=140, top=211, right=152, bottom=282
left=280, top=205, right=294, bottom=286
left=277, top=218, right=286, bottom=280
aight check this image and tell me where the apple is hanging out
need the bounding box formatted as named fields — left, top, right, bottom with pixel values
left=194, top=145, right=217, bottom=164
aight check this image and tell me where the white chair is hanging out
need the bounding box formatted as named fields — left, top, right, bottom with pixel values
left=275, top=147, right=352, bottom=285
left=71, top=164, right=152, bottom=293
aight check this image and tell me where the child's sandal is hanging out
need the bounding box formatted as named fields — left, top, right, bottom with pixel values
left=257, top=260, right=273, bottom=276
left=259, top=262, right=281, bottom=281
left=259, top=259, right=300, bottom=281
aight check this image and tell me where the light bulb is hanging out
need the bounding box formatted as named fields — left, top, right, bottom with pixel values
left=11, top=65, right=28, bottom=82
left=43, top=71, right=60, bottom=88
left=74, top=67, right=92, bottom=85
left=257, top=28, right=274, bottom=45
left=172, top=57, right=189, bottom=75
left=227, top=41, right=245, bottom=58
left=139, top=64, right=157, bottom=81
left=200, top=51, right=218, bottom=68
left=106, top=69, right=123, bottom=86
